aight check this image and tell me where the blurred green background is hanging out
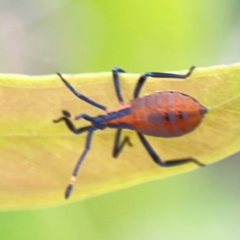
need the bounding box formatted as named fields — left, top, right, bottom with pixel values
left=1, top=0, right=240, bottom=239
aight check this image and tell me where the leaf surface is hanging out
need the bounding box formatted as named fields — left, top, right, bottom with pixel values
left=1, top=64, right=240, bottom=209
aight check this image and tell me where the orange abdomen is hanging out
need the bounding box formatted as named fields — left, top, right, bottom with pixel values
left=130, top=91, right=207, bottom=137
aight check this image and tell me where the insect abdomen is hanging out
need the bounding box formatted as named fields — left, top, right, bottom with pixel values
left=131, top=91, right=207, bottom=137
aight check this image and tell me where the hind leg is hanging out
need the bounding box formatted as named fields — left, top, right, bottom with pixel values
left=137, top=132, right=204, bottom=167
left=133, top=66, right=195, bottom=98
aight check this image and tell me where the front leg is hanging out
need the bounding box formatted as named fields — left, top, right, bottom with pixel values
left=53, top=116, right=91, bottom=134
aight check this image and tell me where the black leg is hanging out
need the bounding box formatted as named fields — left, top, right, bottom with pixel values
left=57, top=73, right=107, bottom=111
left=112, top=67, right=126, bottom=103
left=65, top=127, right=95, bottom=199
left=61, top=109, right=94, bottom=121
left=53, top=117, right=92, bottom=134
left=137, top=132, right=204, bottom=167
left=112, top=128, right=133, bottom=158
left=133, top=66, right=195, bottom=98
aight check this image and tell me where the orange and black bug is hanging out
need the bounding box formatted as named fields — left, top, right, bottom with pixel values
left=53, top=66, right=208, bottom=199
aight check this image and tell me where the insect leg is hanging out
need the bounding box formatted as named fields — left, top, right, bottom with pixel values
left=57, top=73, right=107, bottom=110
left=60, top=109, right=94, bottom=122
left=65, top=127, right=95, bottom=199
left=112, top=128, right=133, bottom=158
left=137, top=132, right=204, bottom=167
left=112, top=67, right=126, bottom=103
left=53, top=117, right=92, bottom=134
left=133, top=66, right=195, bottom=98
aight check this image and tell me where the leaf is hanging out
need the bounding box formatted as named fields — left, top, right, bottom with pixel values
left=1, top=63, right=240, bottom=209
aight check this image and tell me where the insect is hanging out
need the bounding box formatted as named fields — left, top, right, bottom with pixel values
left=53, top=66, right=208, bottom=199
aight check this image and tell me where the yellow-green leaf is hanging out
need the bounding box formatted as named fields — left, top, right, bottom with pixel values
left=1, top=63, right=240, bottom=210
